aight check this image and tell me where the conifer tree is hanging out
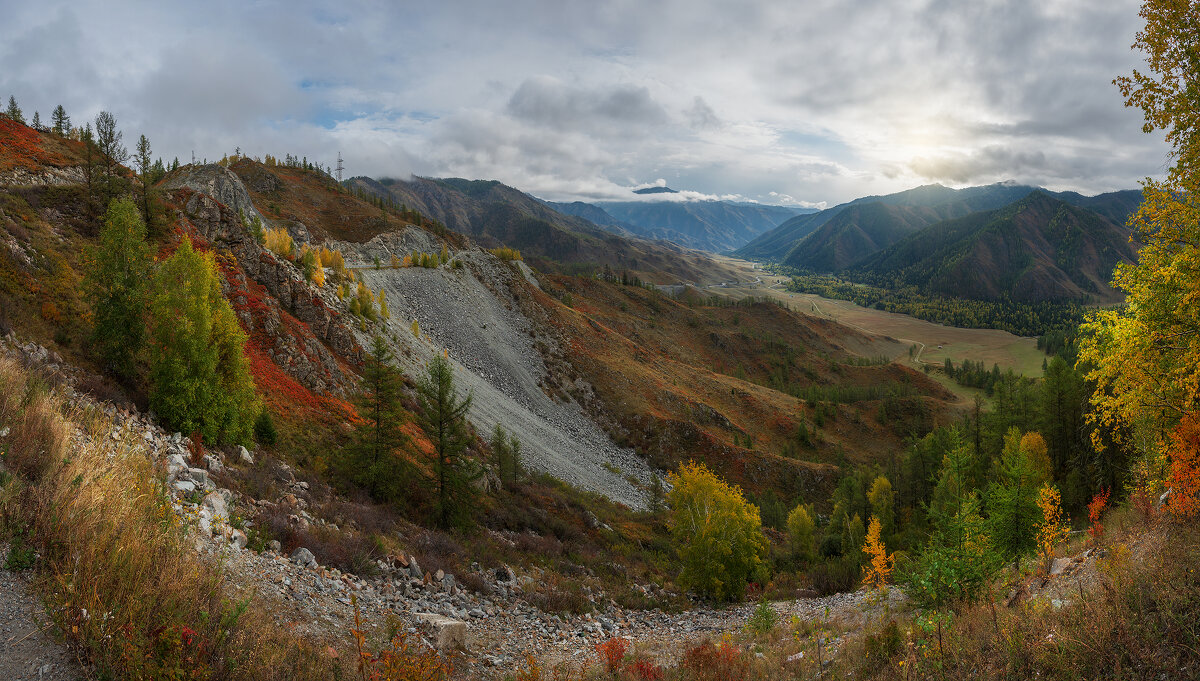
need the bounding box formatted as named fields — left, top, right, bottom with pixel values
left=416, top=355, right=478, bottom=528
left=490, top=423, right=523, bottom=487
left=5, top=96, right=23, bottom=124
left=94, top=111, right=128, bottom=183
left=135, top=134, right=154, bottom=233
left=51, top=105, right=69, bottom=135
left=86, top=198, right=151, bottom=379
left=343, top=335, right=411, bottom=501
left=148, top=236, right=259, bottom=445
left=31, top=111, right=41, bottom=131
left=987, top=428, right=1044, bottom=567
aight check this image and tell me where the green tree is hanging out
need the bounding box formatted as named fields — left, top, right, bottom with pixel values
left=903, top=495, right=1001, bottom=608
left=134, top=134, right=155, bottom=233
left=94, top=111, right=128, bottom=199
left=416, top=355, right=478, bottom=528
left=51, top=105, right=69, bottom=135
left=490, top=422, right=522, bottom=488
left=867, top=475, right=895, bottom=541
left=5, top=96, right=23, bottom=124
left=785, top=503, right=816, bottom=562
left=86, top=198, right=151, bottom=379
left=30, top=111, right=41, bottom=131
left=343, top=335, right=412, bottom=501
left=667, top=461, right=768, bottom=602
left=986, top=428, right=1045, bottom=566
left=148, top=236, right=260, bottom=445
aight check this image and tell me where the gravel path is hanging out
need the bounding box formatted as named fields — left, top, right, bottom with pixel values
left=0, top=544, right=85, bottom=681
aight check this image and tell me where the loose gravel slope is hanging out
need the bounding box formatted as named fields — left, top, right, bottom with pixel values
left=342, top=231, right=652, bottom=509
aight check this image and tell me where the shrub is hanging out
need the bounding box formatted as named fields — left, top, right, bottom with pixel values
left=254, top=410, right=278, bottom=446
left=745, top=598, right=778, bottom=635
left=680, top=637, right=747, bottom=681
left=667, top=461, right=768, bottom=602
left=594, top=636, right=629, bottom=676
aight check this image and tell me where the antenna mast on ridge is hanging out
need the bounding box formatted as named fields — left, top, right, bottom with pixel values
left=336, top=152, right=344, bottom=182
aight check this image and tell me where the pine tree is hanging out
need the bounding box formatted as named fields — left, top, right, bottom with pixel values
left=148, top=236, right=260, bottom=445
left=4, top=96, right=23, bottom=124
left=51, top=105, right=69, bottom=135
left=416, top=355, right=478, bottom=528
left=342, top=335, right=411, bottom=501
left=31, top=111, right=41, bottom=131
left=86, top=198, right=151, bottom=379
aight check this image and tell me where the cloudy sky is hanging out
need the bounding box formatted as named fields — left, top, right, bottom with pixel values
left=0, top=0, right=1170, bottom=207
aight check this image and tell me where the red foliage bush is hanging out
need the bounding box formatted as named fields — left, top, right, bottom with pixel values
left=680, top=639, right=747, bottom=681
left=594, top=636, right=629, bottom=676
left=1087, top=488, right=1110, bottom=544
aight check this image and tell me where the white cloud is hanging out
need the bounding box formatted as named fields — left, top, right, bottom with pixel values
left=0, top=0, right=1168, bottom=206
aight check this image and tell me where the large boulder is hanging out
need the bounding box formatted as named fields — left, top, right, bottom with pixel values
left=291, top=547, right=319, bottom=569
left=415, top=613, right=467, bottom=651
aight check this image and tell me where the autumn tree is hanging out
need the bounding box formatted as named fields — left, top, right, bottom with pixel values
left=51, top=104, right=69, bottom=135
left=1035, top=483, right=1070, bottom=574
left=416, top=355, right=478, bottom=528
left=667, top=461, right=768, bottom=602
left=1168, top=413, right=1200, bottom=517
left=342, top=335, right=412, bottom=501
left=1081, top=0, right=1200, bottom=498
left=785, top=503, right=815, bottom=562
left=148, top=236, right=260, bottom=445
left=861, top=516, right=893, bottom=591
left=86, top=197, right=151, bottom=379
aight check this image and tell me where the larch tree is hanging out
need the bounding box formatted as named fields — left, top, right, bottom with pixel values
left=51, top=105, right=69, bottom=135
left=148, top=236, right=260, bottom=445
left=31, top=111, right=41, bottom=131
left=5, top=96, right=23, bottom=124
left=85, top=197, right=151, bottom=379
left=416, top=355, right=478, bottom=528
left=135, top=134, right=154, bottom=233
left=343, top=335, right=412, bottom=502
left=93, top=111, right=128, bottom=195
left=1080, top=0, right=1200, bottom=498
left=785, top=503, right=816, bottom=562
left=987, top=428, right=1045, bottom=567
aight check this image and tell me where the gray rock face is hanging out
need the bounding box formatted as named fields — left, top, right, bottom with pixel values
left=173, top=189, right=360, bottom=395
left=291, top=547, right=318, bottom=569
left=238, top=446, right=254, bottom=465
left=162, top=163, right=266, bottom=226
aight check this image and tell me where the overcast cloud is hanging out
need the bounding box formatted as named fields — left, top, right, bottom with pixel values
left=0, top=0, right=1170, bottom=205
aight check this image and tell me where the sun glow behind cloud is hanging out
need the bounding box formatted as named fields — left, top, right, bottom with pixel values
left=0, top=0, right=1168, bottom=205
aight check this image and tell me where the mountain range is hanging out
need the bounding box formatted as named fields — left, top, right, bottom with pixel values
left=548, top=198, right=809, bottom=253
left=736, top=182, right=1142, bottom=303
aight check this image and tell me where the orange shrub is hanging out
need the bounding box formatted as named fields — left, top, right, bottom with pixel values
left=594, top=637, right=629, bottom=676
left=1168, top=414, right=1200, bottom=518
left=1087, top=488, right=1111, bottom=544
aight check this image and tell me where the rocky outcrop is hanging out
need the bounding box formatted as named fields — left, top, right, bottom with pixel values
left=163, top=164, right=265, bottom=226
left=0, top=166, right=85, bottom=187
left=168, top=173, right=362, bottom=396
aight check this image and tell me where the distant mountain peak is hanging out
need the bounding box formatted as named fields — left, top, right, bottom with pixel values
left=633, top=186, right=678, bottom=195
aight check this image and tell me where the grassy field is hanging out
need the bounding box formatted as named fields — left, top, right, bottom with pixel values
left=703, top=256, right=1046, bottom=383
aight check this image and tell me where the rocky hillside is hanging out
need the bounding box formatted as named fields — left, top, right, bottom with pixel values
left=344, top=175, right=743, bottom=285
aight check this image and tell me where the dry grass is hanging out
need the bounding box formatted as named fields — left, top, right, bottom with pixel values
left=0, top=354, right=441, bottom=680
